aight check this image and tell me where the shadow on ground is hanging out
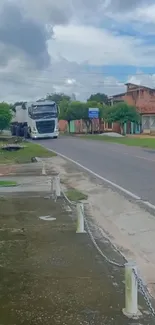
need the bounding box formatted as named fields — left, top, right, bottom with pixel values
left=0, top=193, right=153, bottom=325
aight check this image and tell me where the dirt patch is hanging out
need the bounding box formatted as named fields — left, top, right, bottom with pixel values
left=0, top=193, right=147, bottom=325
left=127, top=135, right=155, bottom=139
left=0, top=161, right=55, bottom=177
left=0, top=162, right=41, bottom=176
left=0, top=164, right=17, bottom=176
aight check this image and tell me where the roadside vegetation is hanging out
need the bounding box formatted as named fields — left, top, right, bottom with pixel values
left=0, top=137, right=56, bottom=164
left=80, top=134, right=155, bottom=149
left=55, top=93, right=140, bottom=135
left=0, top=102, right=12, bottom=133
left=0, top=180, right=17, bottom=187
left=66, top=188, right=88, bottom=202
left=103, top=102, right=140, bottom=135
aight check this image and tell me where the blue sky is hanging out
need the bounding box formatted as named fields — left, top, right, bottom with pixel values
left=0, top=0, right=155, bottom=101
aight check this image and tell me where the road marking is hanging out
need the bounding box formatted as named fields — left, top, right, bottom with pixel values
left=123, top=152, right=155, bottom=162
left=40, top=145, right=155, bottom=211
left=142, top=201, right=155, bottom=210
left=133, top=155, right=155, bottom=162
left=107, top=147, right=155, bottom=162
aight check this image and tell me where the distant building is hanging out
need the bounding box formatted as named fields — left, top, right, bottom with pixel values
left=109, top=83, right=155, bottom=134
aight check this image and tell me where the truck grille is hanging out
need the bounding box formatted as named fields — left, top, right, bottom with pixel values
left=36, top=120, right=55, bottom=134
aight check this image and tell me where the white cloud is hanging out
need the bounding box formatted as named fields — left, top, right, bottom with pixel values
left=105, top=3, right=155, bottom=32
left=136, top=5, right=155, bottom=24
left=0, top=0, right=155, bottom=102
left=48, top=24, right=155, bottom=67
left=65, top=78, right=76, bottom=85
left=128, top=73, right=155, bottom=89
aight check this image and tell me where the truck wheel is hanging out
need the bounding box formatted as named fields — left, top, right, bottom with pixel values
left=16, top=125, right=21, bottom=137
left=53, top=136, right=58, bottom=139
left=20, top=127, right=24, bottom=137
left=24, top=126, right=28, bottom=139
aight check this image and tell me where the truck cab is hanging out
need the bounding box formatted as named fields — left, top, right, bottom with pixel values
left=11, top=100, right=59, bottom=139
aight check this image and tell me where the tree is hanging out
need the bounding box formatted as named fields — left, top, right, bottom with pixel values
left=61, top=100, right=104, bottom=133
left=0, top=102, right=12, bottom=132
left=87, top=93, right=109, bottom=105
left=46, top=93, right=71, bottom=105
left=104, top=102, right=140, bottom=134
left=59, top=99, right=70, bottom=120
left=66, top=101, right=87, bottom=132
left=59, top=99, right=105, bottom=133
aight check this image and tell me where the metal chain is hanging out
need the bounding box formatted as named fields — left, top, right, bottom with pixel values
left=61, top=186, right=124, bottom=268
left=132, top=268, right=155, bottom=317
left=84, top=216, right=124, bottom=267
left=58, top=181, right=155, bottom=317
left=61, top=188, right=77, bottom=207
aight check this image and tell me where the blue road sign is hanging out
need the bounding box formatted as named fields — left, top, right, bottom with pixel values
left=88, top=107, right=99, bottom=119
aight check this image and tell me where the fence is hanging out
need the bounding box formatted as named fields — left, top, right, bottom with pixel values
left=41, top=162, right=155, bottom=319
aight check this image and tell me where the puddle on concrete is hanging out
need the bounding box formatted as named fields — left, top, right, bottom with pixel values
left=0, top=193, right=154, bottom=325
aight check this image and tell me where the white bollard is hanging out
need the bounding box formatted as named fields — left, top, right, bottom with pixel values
left=122, top=262, right=141, bottom=318
left=42, top=162, right=46, bottom=175
left=76, top=203, right=86, bottom=233
left=54, top=175, right=61, bottom=197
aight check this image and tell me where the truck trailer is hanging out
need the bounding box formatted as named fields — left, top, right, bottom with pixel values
left=11, top=100, right=59, bottom=139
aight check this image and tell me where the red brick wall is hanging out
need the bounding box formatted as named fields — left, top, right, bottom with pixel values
left=113, top=123, right=121, bottom=133
left=116, top=89, right=155, bottom=114
left=59, top=120, right=68, bottom=132
left=136, top=90, right=155, bottom=114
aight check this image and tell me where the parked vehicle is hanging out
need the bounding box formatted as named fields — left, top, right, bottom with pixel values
left=11, top=100, right=59, bottom=139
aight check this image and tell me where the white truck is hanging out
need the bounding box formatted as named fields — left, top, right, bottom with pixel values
left=11, top=100, right=59, bottom=139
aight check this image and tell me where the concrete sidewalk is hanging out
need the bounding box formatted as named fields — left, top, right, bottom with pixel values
left=0, top=192, right=153, bottom=325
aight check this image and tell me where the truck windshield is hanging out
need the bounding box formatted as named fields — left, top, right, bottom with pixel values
left=28, top=104, right=58, bottom=119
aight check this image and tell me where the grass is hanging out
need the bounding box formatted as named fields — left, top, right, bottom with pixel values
left=0, top=180, right=17, bottom=187
left=66, top=188, right=88, bottom=202
left=80, top=134, right=155, bottom=149
left=0, top=138, right=56, bottom=164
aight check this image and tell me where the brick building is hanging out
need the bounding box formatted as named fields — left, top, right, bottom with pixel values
left=109, top=83, right=155, bottom=134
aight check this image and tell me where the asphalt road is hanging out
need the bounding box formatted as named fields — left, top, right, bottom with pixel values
left=37, top=136, right=155, bottom=205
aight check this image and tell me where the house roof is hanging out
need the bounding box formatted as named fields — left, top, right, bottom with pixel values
left=125, top=83, right=155, bottom=91
left=109, top=92, right=125, bottom=99
left=109, top=83, right=155, bottom=99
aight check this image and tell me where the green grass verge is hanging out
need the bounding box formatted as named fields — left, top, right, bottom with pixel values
left=0, top=180, right=17, bottom=187
left=80, top=134, right=155, bottom=149
left=66, top=188, right=88, bottom=202
left=0, top=141, right=56, bottom=164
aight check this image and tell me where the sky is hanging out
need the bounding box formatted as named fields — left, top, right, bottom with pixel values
left=0, top=0, right=155, bottom=102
